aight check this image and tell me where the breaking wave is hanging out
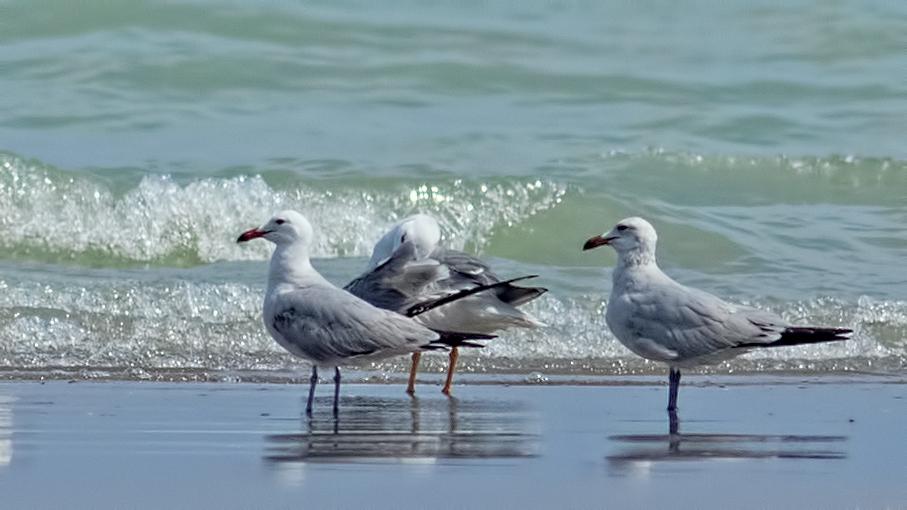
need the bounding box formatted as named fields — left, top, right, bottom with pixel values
left=0, top=151, right=565, bottom=267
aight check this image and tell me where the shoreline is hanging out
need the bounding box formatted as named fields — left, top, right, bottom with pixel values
left=1, top=366, right=905, bottom=385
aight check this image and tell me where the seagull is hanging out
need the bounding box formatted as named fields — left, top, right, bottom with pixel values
left=583, top=217, right=851, bottom=428
left=345, top=213, right=547, bottom=395
left=237, top=210, right=492, bottom=417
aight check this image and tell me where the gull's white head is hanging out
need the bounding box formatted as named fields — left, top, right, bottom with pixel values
left=583, top=216, right=658, bottom=265
left=367, top=213, right=442, bottom=269
left=236, top=210, right=314, bottom=249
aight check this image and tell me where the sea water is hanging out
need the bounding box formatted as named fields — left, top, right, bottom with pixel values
left=1, top=0, right=905, bottom=381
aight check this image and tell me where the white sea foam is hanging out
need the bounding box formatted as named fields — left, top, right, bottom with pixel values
left=0, top=152, right=564, bottom=266
left=0, top=262, right=902, bottom=380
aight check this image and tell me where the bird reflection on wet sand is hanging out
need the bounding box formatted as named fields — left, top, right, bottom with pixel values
left=265, top=395, right=537, bottom=463
left=608, top=413, right=846, bottom=464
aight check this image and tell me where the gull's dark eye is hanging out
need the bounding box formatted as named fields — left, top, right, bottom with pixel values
left=400, top=233, right=407, bottom=243
left=616, top=224, right=628, bottom=232
left=275, top=219, right=286, bottom=225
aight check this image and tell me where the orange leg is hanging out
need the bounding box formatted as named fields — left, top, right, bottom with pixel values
left=442, top=347, right=459, bottom=396
left=406, top=351, right=421, bottom=396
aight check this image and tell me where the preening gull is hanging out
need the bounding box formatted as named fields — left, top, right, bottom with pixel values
left=583, top=217, right=851, bottom=429
left=345, top=213, right=547, bottom=395
left=237, top=210, right=491, bottom=416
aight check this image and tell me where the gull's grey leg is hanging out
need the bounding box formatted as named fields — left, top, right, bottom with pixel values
left=668, top=367, right=681, bottom=435
left=306, top=365, right=318, bottom=417
left=667, top=367, right=681, bottom=412
left=332, top=367, right=341, bottom=418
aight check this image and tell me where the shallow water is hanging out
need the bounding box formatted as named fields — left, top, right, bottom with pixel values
left=1, top=0, right=905, bottom=380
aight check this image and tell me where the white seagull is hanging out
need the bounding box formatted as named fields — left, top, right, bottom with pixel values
left=345, top=213, right=547, bottom=395
left=583, top=217, right=851, bottom=423
left=237, top=210, right=491, bottom=416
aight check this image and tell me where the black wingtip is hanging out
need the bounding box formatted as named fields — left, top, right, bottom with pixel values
left=429, top=331, right=496, bottom=348
left=770, top=327, right=853, bottom=347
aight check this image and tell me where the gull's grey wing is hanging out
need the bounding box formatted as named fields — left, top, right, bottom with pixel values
left=495, top=283, right=548, bottom=307
left=268, top=285, right=439, bottom=366
left=432, top=248, right=499, bottom=286
left=433, top=248, right=547, bottom=306
left=607, top=276, right=785, bottom=364
left=348, top=242, right=546, bottom=335
left=345, top=241, right=450, bottom=313
left=405, top=275, right=542, bottom=317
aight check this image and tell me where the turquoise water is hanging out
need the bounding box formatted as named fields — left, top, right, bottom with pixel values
left=1, top=0, right=905, bottom=380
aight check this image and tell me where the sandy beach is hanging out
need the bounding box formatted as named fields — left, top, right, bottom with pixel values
left=0, top=376, right=905, bottom=509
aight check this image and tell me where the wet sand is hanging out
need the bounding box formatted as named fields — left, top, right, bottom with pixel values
left=1, top=376, right=906, bottom=509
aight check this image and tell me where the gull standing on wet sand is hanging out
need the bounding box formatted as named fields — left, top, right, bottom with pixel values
left=237, top=210, right=491, bottom=417
left=345, top=213, right=547, bottom=395
left=583, top=217, right=851, bottom=429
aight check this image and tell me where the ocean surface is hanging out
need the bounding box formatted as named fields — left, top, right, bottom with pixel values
left=1, top=0, right=905, bottom=382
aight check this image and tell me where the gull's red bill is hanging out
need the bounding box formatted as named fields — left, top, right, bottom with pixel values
left=237, top=228, right=266, bottom=243
left=582, top=235, right=613, bottom=251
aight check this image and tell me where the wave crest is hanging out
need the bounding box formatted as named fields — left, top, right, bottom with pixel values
left=0, top=152, right=564, bottom=267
